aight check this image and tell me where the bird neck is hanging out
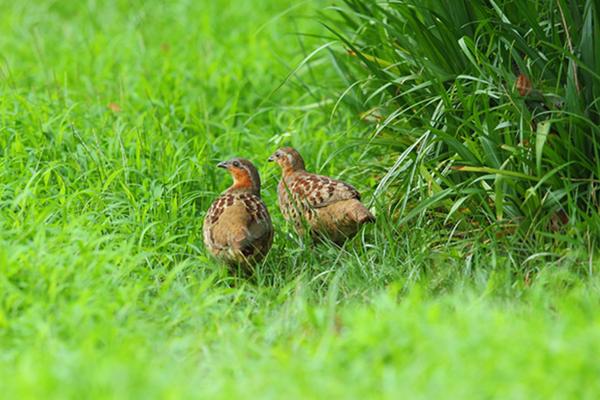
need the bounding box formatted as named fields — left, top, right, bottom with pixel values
left=228, top=186, right=259, bottom=197
left=230, top=170, right=260, bottom=194
left=229, top=182, right=259, bottom=196
left=282, top=165, right=304, bottom=178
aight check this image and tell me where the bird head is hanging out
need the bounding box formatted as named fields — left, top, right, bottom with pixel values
left=267, top=147, right=305, bottom=175
left=217, top=158, right=261, bottom=194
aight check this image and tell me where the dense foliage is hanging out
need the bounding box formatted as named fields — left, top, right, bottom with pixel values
left=323, top=0, right=600, bottom=244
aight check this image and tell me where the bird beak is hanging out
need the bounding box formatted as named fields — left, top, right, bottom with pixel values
left=217, top=161, right=228, bottom=169
left=267, top=154, right=276, bottom=162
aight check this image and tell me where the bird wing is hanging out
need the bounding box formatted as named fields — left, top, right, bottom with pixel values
left=239, top=193, right=273, bottom=244
left=289, top=173, right=360, bottom=209
left=203, top=192, right=233, bottom=250
left=204, top=190, right=273, bottom=266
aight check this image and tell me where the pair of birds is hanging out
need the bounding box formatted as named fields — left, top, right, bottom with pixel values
left=203, top=147, right=375, bottom=269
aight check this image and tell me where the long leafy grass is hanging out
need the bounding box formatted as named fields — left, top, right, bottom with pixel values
left=321, top=0, right=600, bottom=246
left=1, top=0, right=599, bottom=398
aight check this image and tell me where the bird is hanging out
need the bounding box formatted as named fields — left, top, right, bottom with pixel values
left=203, top=158, right=273, bottom=270
left=268, top=147, right=375, bottom=244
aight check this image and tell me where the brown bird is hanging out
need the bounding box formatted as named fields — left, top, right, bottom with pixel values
left=268, top=147, right=375, bottom=244
left=203, top=158, right=273, bottom=269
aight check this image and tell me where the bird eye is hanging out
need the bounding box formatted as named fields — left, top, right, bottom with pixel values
left=232, top=161, right=240, bottom=167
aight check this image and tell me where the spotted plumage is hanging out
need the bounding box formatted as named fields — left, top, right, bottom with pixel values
left=203, top=158, right=273, bottom=269
left=268, top=147, right=375, bottom=244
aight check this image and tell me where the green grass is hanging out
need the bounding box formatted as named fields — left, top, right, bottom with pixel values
left=1, top=0, right=599, bottom=398
left=319, top=0, right=600, bottom=240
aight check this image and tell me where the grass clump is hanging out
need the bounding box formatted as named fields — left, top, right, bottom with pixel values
left=321, top=0, right=600, bottom=245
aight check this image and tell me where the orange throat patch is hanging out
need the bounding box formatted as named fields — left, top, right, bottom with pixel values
left=231, top=168, right=254, bottom=190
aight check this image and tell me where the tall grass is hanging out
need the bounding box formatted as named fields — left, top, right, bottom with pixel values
left=322, top=0, right=600, bottom=247
left=2, top=0, right=600, bottom=397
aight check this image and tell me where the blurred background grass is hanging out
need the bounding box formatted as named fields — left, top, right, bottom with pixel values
left=1, top=0, right=599, bottom=398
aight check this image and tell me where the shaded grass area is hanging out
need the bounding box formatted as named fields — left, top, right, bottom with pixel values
left=0, top=0, right=599, bottom=398
left=319, top=0, right=600, bottom=245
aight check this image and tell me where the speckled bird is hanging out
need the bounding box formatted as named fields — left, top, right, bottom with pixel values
left=268, top=147, right=375, bottom=244
left=203, top=158, right=273, bottom=268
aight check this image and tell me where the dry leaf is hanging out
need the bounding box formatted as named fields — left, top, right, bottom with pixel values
left=524, top=271, right=532, bottom=287
left=107, top=102, right=121, bottom=112
left=516, top=74, right=532, bottom=96
left=550, top=209, right=569, bottom=232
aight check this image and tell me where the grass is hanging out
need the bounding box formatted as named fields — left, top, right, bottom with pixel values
left=0, top=0, right=599, bottom=398
left=320, top=0, right=600, bottom=241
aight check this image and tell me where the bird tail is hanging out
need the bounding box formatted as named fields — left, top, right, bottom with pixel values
left=351, top=202, right=375, bottom=225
